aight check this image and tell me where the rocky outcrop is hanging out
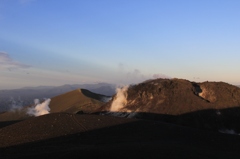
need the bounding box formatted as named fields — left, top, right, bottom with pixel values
left=99, top=78, right=240, bottom=133
left=100, top=78, right=240, bottom=115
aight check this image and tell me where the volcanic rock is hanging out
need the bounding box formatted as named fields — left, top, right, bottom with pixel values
left=99, top=78, right=240, bottom=132
left=1, top=113, right=240, bottom=158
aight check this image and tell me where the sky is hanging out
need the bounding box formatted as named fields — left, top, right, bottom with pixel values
left=0, top=0, right=240, bottom=89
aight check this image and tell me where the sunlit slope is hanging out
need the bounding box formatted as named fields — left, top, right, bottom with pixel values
left=0, top=89, right=108, bottom=121
left=49, top=89, right=106, bottom=114
left=101, top=78, right=240, bottom=115
left=99, top=78, right=240, bottom=132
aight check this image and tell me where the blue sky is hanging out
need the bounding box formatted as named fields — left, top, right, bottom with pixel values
left=0, top=0, right=240, bottom=89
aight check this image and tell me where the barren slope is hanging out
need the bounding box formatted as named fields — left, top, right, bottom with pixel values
left=1, top=113, right=240, bottom=158
left=0, top=89, right=109, bottom=121
left=0, top=107, right=32, bottom=121
left=99, top=78, right=240, bottom=132
left=0, top=113, right=135, bottom=148
left=49, top=89, right=108, bottom=114
left=101, top=78, right=240, bottom=115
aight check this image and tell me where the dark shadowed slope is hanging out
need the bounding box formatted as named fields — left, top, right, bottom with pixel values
left=1, top=113, right=240, bottom=158
left=0, top=113, right=135, bottom=148
left=0, top=120, right=21, bottom=129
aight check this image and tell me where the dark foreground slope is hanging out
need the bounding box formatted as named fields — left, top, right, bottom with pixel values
left=1, top=113, right=240, bottom=159
left=99, top=78, right=240, bottom=132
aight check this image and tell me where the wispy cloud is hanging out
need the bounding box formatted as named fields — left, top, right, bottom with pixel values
left=0, top=52, right=30, bottom=70
left=117, top=63, right=146, bottom=84
left=117, top=63, right=171, bottom=84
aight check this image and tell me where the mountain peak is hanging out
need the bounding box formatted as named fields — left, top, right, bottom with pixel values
left=100, top=78, right=240, bottom=115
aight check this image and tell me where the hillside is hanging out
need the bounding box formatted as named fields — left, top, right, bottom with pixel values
left=0, top=83, right=115, bottom=112
left=0, top=89, right=110, bottom=121
left=50, top=89, right=110, bottom=114
left=1, top=113, right=240, bottom=158
left=101, top=78, right=240, bottom=114
left=99, top=78, right=240, bottom=132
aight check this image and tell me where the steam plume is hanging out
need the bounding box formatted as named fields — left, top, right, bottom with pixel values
left=27, top=98, right=51, bottom=116
left=110, top=86, right=129, bottom=112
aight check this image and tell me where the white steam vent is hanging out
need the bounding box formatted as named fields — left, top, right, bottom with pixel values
left=110, top=86, right=129, bottom=112
left=27, top=98, right=51, bottom=117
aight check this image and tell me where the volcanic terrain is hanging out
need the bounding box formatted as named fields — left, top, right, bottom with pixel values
left=1, top=113, right=240, bottom=158
left=101, top=78, right=240, bottom=114
left=1, top=78, right=240, bottom=158
left=0, top=89, right=110, bottom=121
left=100, top=78, right=240, bottom=133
